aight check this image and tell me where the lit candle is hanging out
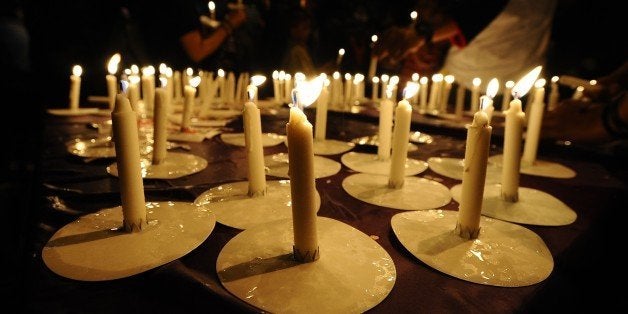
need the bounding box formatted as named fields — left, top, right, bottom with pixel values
left=502, top=67, right=540, bottom=200
left=572, top=86, right=584, bottom=100
left=272, top=70, right=281, bottom=103
left=208, top=1, right=216, bottom=20
left=343, top=73, right=352, bottom=108
left=352, top=73, right=364, bottom=103
left=480, top=78, right=499, bottom=123
left=336, top=48, right=345, bottom=68
left=315, top=75, right=330, bottom=140
left=127, top=75, right=141, bottom=112
left=456, top=107, right=492, bottom=239
left=173, top=70, right=182, bottom=102
left=226, top=71, right=236, bottom=105
left=470, top=77, right=481, bottom=112
left=153, top=82, right=169, bottom=165
left=377, top=85, right=395, bottom=161
left=419, top=76, right=429, bottom=113
left=368, top=35, right=378, bottom=79
left=440, top=75, right=454, bottom=113
left=522, top=74, right=546, bottom=166
left=68, top=65, right=82, bottom=111
left=380, top=74, right=389, bottom=102
left=454, top=82, right=465, bottom=118
left=106, top=53, right=121, bottom=111
left=388, top=84, right=418, bottom=188
left=371, top=76, right=379, bottom=101
left=548, top=76, right=560, bottom=111
left=427, top=73, right=443, bottom=114
left=287, top=77, right=323, bottom=263
left=331, top=71, right=341, bottom=107
left=182, top=76, right=200, bottom=132
left=283, top=73, right=292, bottom=104
left=217, top=68, right=226, bottom=103
left=243, top=85, right=267, bottom=197
left=141, top=66, right=155, bottom=112
left=501, top=80, right=515, bottom=111
left=411, top=73, right=420, bottom=105
left=410, top=10, right=418, bottom=27
left=184, top=67, right=193, bottom=87
left=112, top=92, right=146, bottom=232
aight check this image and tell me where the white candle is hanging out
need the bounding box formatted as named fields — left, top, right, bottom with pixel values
left=501, top=98, right=525, bottom=202
left=331, top=71, right=341, bottom=107
left=428, top=73, right=443, bottom=114
left=283, top=73, right=292, bottom=104
left=380, top=74, right=389, bottom=101
left=456, top=109, right=491, bottom=239
left=315, top=78, right=330, bottom=140
left=419, top=76, right=428, bottom=113
left=127, top=75, right=141, bottom=113
left=68, top=65, right=82, bottom=111
left=272, top=70, right=281, bottom=102
left=141, top=66, right=155, bottom=112
left=482, top=78, right=499, bottom=123
left=371, top=77, right=379, bottom=101
left=182, top=76, right=200, bottom=132
left=184, top=67, right=193, bottom=87
left=336, top=48, right=345, bottom=68
left=112, top=94, right=146, bottom=233
left=454, top=83, right=465, bottom=118
left=548, top=76, right=560, bottom=111
left=389, top=76, right=399, bottom=102
left=501, top=80, right=515, bottom=111
left=470, top=77, right=481, bottom=112
left=522, top=78, right=546, bottom=166
left=410, top=73, right=419, bottom=106
left=388, top=85, right=417, bottom=188
left=243, top=86, right=267, bottom=197
left=353, top=73, right=365, bottom=101
left=378, top=86, right=395, bottom=161
left=152, top=87, right=169, bottom=165
left=106, top=53, right=121, bottom=111
left=287, top=78, right=323, bottom=262
left=343, top=73, right=352, bottom=108
left=217, top=69, right=226, bottom=103
left=226, top=71, right=236, bottom=105
left=572, top=86, right=584, bottom=100
left=440, top=75, right=454, bottom=113
left=208, top=1, right=216, bottom=20
left=173, top=70, right=182, bottom=102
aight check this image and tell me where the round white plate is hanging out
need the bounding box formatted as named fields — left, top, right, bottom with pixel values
left=265, top=153, right=341, bottom=179
left=107, top=152, right=207, bottom=179
left=341, top=152, right=428, bottom=176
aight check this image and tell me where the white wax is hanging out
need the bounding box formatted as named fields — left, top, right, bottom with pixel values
left=141, top=75, right=155, bottom=112
left=128, top=82, right=140, bottom=113
left=152, top=88, right=169, bottom=165
left=419, top=80, right=428, bottom=113
left=315, top=87, right=329, bottom=140
left=455, top=84, right=465, bottom=118
left=522, top=89, right=545, bottom=166
left=377, top=98, right=394, bottom=160
left=501, top=99, right=525, bottom=202
left=368, top=56, right=377, bottom=80
left=244, top=101, right=267, bottom=196
left=571, top=86, right=584, bottom=100
left=181, top=85, right=196, bottom=131
left=427, top=79, right=442, bottom=114
left=548, top=83, right=560, bottom=111
left=286, top=107, right=319, bottom=262
left=371, top=82, right=379, bottom=101
left=440, top=82, right=453, bottom=113
left=343, top=78, right=352, bottom=108
left=106, top=75, right=117, bottom=111
left=456, top=110, right=491, bottom=239
left=481, top=96, right=495, bottom=124
left=283, top=77, right=292, bottom=104
left=112, top=94, right=147, bottom=232
left=273, top=79, right=281, bottom=102
left=69, top=75, right=81, bottom=111
left=501, top=88, right=512, bottom=111
left=173, top=71, right=182, bottom=101
left=226, top=72, right=236, bottom=104
left=388, top=100, right=412, bottom=188
left=470, top=84, right=480, bottom=112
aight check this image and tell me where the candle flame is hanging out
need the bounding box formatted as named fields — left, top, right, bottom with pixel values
left=410, top=11, right=418, bottom=20
left=164, top=67, right=173, bottom=77
left=505, top=80, right=515, bottom=88
left=186, top=67, right=193, bottom=76
left=576, top=86, right=584, bottom=92
left=512, top=66, right=542, bottom=98
left=432, top=73, right=443, bottom=82
left=372, top=76, right=380, bottom=84
left=217, top=69, right=225, bottom=77
left=294, top=75, right=324, bottom=108
left=131, top=64, right=139, bottom=74
left=129, top=75, right=140, bottom=84
left=208, top=1, right=215, bottom=11
left=472, top=77, right=481, bottom=87
left=332, top=71, right=340, bottom=79
left=251, top=75, right=266, bottom=87
left=294, top=72, right=306, bottom=83
left=159, top=63, right=168, bottom=74
left=189, top=76, right=201, bottom=88
left=344, top=73, right=352, bottom=81
left=486, top=78, right=499, bottom=98
left=278, top=71, right=286, bottom=80
left=403, top=82, right=419, bottom=99
left=324, top=78, right=330, bottom=87
left=389, top=75, right=399, bottom=86
left=411, top=73, right=419, bottom=81
left=371, top=35, right=378, bottom=43
left=272, top=70, right=279, bottom=80
left=160, top=77, right=168, bottom=87
left=338, top=48, right=345, bottom=56
left=247, top=85, right=256, bottom=101
left=285, top=73, right=291, bottom=80
left=551, top=76, right=559, bottom=83
left=419, top=76, right=428, bottom=84
left=142, top=66, right=155, bottom=76
left=72, top=65, right=82, bottom=77
left=534, top=78, right=546, bottom=88
left=319, top=73, right=327, bottom=80
left=120, top=80, right=129, bottom=93
left=444, top=75, right=455, bottom=84
left=589, top=79, right=597, bottom=86
left=123, top=68, right=131, bottom=76
left=479, top=96, right=491, bottom=111
left=353, top=73, right=364, bottom=84
left=107, top=53, right=121, bottom=75
left=381, top=74, right=389, bottom=82
left=385, top=84, right=394, bottom=99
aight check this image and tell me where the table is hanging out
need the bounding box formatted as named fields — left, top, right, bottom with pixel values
left=20, top=104, right=627, bottom=313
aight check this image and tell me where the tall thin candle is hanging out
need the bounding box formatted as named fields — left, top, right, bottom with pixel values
left=522, top=77, right=546, bottom=166
left=69, top=65, right=82, bottom=111
left=106, top=53, right=121, bottom=111
left=388, top=85, right=417, bottom=188
left=244, top=85, right=267, bottom=197
left=470, top=77, right=481, bottom=112
left=378, top=86, right=394, bottom=161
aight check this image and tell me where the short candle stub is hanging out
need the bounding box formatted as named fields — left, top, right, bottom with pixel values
left=293, top=245, right=320, bottom=263
left=124, top=217, right=147, bottom=233
left=454, top=222, right=480, bottom=240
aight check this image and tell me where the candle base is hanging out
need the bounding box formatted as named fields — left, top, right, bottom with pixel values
left=488, top=154, right=576, bottom=179
left=47, top=108, right=100, bottom=116
left=341, top=152, right=428, bottom=176
left=42, top=202, right=216, bottom=281
left=391, top=210, right=553, bottom=287
left=194, top=180, right=321, bottom=230
left=342, top=173, right=451, bottom=210
left=221, top=132, right=286, bottom=147
left=450, top=183, right=577, bottom=226
left=107, top=152, right=208, bottom=179
left=66, top=135, right=157, bottom=159
left=265, top=153, right=341, bottom=179
left=216, top=217, right=395, bottom=313
left=427, top=157, right=502, bottom=184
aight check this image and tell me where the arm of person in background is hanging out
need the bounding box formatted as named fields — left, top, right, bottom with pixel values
left=180, top=8, right=246, bottom=63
